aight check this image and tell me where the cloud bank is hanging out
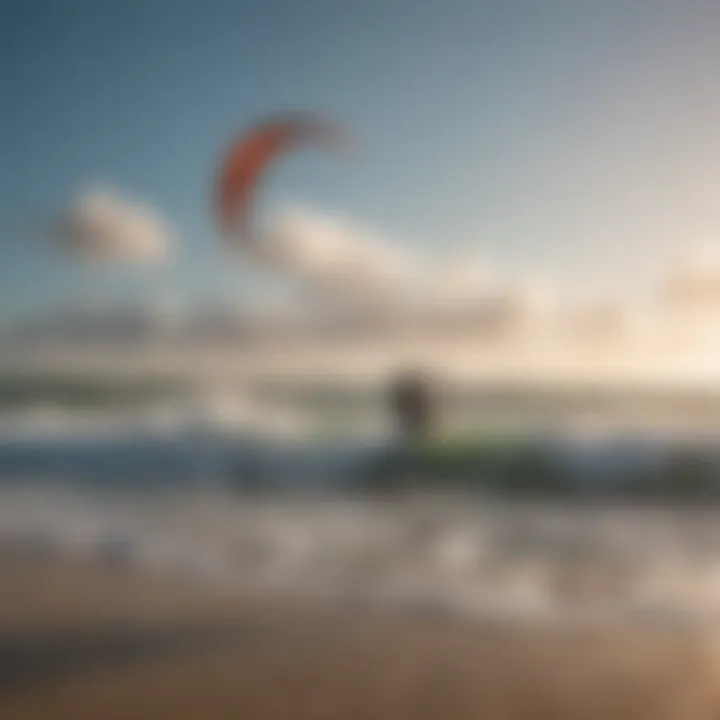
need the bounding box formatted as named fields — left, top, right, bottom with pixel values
left=29, top=196, right=720, bottom=382
left=239, top=205, right=720, bottom=356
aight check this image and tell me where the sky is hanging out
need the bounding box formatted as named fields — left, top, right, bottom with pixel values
left=4, top=0, right=720, bottom=320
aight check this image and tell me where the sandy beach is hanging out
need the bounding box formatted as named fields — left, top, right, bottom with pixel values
left=0, top=546, right=720, bottom=719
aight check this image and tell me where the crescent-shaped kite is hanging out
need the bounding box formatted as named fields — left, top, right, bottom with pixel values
left=215, top=112, right=351, bottom=247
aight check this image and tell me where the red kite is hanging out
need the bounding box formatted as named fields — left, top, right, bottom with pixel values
left=215, top=112, right=350, bottom=245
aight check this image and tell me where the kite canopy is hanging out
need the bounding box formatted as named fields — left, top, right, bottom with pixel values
left=215, top=113, right=350, bottom=245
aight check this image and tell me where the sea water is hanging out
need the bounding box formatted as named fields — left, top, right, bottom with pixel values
left=2, top=393, right=720, bottom=630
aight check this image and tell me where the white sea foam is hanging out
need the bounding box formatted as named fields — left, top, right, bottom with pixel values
left=3, top=485, right=720, bottom=629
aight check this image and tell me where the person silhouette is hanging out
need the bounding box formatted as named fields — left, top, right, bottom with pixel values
left=389, top=368, right=435, bottom=445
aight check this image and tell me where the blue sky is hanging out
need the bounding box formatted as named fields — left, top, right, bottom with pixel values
left=3, top=0, right=720, bottom=319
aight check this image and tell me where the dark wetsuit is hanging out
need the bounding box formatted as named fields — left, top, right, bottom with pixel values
left=389, top=371, right=434, bottom=443
left=364, top=371, right=435, bottom=488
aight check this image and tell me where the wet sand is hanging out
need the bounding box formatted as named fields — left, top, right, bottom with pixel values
left=2, top=546, right=720, bottom=719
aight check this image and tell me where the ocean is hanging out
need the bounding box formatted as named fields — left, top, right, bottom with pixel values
left=2, top=390, right=720, bottom=631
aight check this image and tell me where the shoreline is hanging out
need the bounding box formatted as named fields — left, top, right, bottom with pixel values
left=2, top=546, right=720, bottom=718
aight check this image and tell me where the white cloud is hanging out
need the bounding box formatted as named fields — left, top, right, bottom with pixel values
left=263, top=206, right=416, bottom=306
left=563, top=298, right=632, bottom=341
left=57, top=188, right=172, bottom=264
left=430, top=254, right=495, bottom=307
left=659, top=245, right=720, bottom=308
